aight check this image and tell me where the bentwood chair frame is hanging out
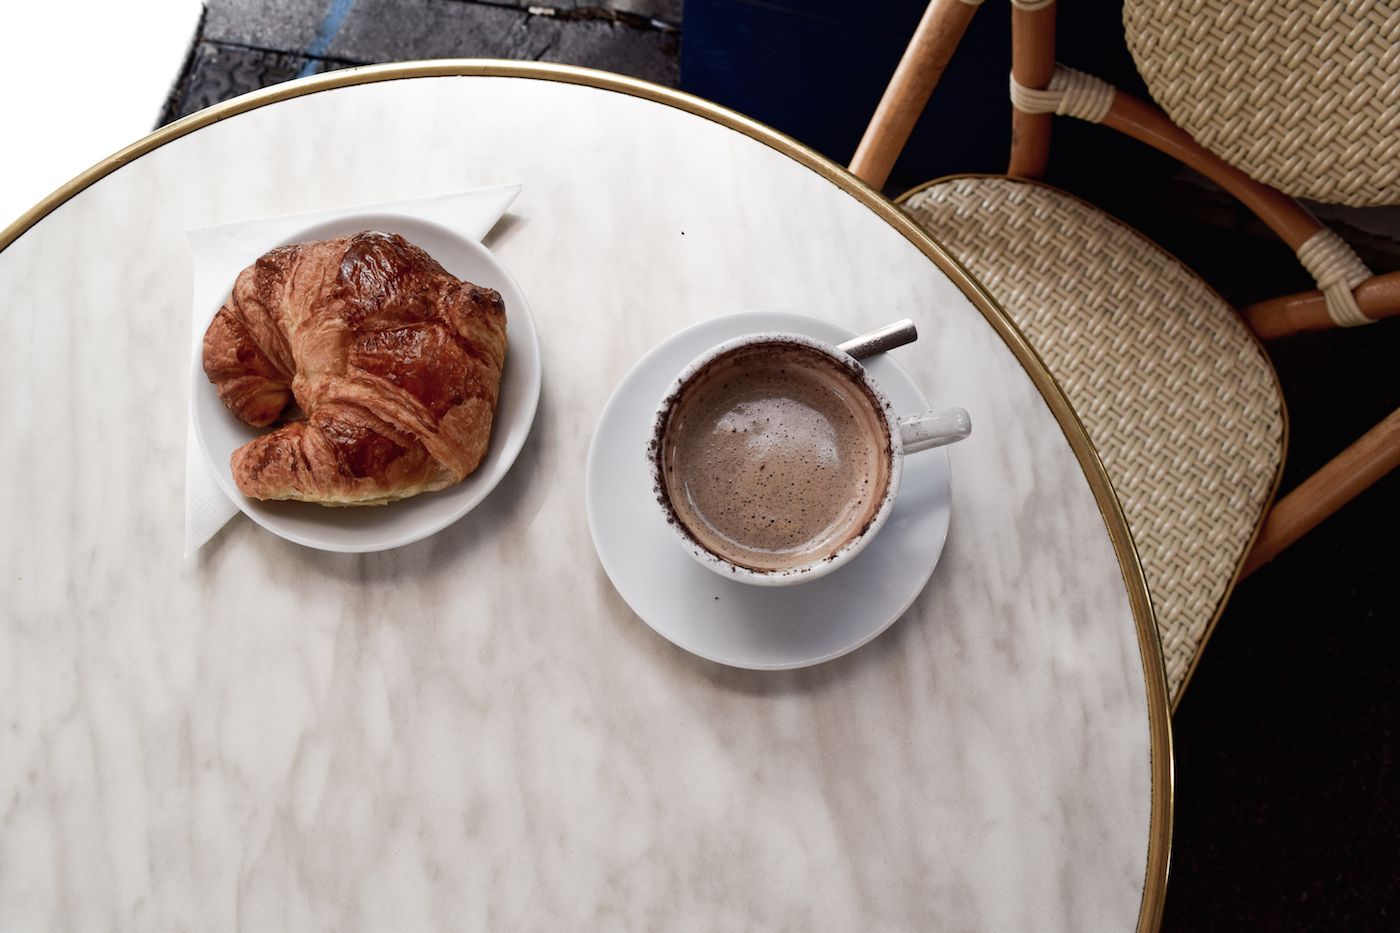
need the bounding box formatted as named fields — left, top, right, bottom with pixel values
left=851, top=0, right=1400, bottom=700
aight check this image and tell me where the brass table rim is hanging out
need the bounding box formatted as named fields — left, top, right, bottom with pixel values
left=0, top=59, right=1174, bottom=932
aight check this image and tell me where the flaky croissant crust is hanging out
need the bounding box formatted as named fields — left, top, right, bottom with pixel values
left=202, top=231, right=507, bottom=505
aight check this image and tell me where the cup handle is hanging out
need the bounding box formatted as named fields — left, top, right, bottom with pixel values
left=898, top=408, right=971, bottom=454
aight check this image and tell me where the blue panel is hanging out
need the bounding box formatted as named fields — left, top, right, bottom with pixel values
left=680, top=0, right=1172, bottom=203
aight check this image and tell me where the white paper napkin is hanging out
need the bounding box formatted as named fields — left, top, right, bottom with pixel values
left=184, top=184, right=522, bottom=555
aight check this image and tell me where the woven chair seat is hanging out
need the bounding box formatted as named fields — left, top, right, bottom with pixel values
left=903, top=176, right=1285, bottom=701
left=1123, top=0, right=1400, bottom=207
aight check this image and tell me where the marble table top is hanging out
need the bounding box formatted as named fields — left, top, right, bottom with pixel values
left=0, top=63, right=1171, bottom=931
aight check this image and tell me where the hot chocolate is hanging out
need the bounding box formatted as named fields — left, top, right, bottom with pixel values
left=658, top=343, right=892, bottom=572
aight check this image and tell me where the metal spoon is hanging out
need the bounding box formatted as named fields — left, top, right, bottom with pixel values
left=837, top=318, right=918, bottom=360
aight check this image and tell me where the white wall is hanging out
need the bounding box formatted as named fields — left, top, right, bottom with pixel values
left=0, top=1, right=204, bottom=229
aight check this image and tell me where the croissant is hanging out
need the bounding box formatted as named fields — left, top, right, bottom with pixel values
left=202, top=231, right=507, bottom=505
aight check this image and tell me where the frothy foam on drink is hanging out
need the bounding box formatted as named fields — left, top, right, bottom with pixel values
left=660, top=344, right=891, bottom=572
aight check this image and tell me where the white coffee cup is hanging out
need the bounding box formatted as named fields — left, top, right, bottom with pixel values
left=648, top=332, right=970, bottom=586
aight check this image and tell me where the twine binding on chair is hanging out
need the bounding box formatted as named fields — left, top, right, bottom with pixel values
left=1009, top=66, right=1115, bottom=124
left=1296, top=229, right=1372, bottom=327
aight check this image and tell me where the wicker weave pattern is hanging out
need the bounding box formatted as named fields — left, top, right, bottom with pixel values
left=1124, top=0, right=1400, bottom=207
left=904, top=178, right=1285, bottom=699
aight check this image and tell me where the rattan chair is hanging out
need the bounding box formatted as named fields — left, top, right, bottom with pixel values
left=851, top=0, right=1400, bottom=705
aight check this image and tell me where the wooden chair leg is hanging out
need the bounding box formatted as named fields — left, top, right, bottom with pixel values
left=1045, top=81, right=1384, bottom=337
left=850, top=0, right=982, bottom=190
left=1008, top=2, right=1056, bottom=178
left=1102, top=92, right=1325, bottom=251
left=1243, top=408, right=1400, bottom=576
left=1243, top=271, right=1400, bottom=338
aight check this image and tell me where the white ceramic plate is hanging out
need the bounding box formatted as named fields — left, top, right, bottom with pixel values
left=192, top=213, right=541, bottom=552
left=585, top=311, right=953, bottom=670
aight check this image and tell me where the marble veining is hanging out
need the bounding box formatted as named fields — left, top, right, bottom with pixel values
left=0, top=76, right=1153, bottom=930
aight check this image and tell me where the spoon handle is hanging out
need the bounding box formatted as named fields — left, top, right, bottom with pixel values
left=837, top=319, right=918, bottom=360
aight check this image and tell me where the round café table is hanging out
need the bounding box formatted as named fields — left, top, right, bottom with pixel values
left=0, top=62, right=1171, bottom=931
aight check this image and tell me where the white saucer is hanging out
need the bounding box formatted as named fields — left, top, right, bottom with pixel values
left=584, top=311, right=953, bottom=669
left=192, top=213, right=541, bottom=552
